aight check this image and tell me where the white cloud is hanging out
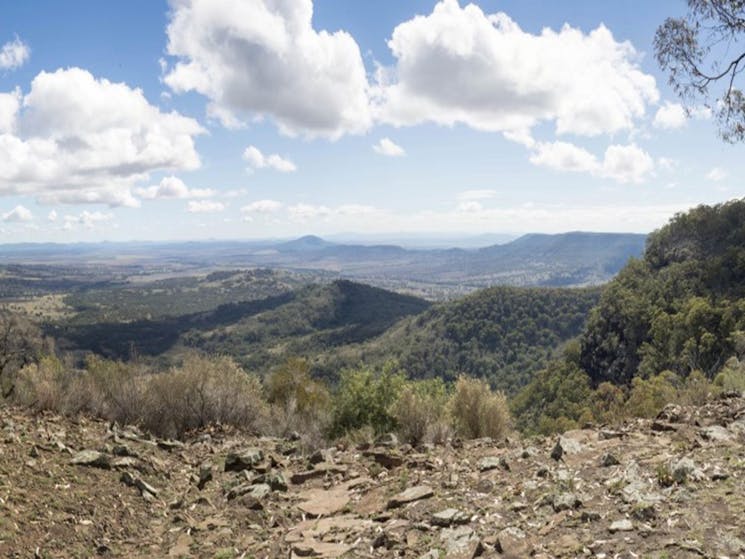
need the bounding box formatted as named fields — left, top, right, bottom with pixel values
left=47, top=209, right=57, bottom=222
left=164, top=0, right=371, bottom=139
left=457, top=189, right=497, bottom=201
left=2, top=205, right=32, bottom=222
left=135, top=176, right=214, bottom=200
left=373, top=137, right=405, bottom=157
left=0, top=67, right=204, bottom=207
left=653, top=101, right=687, bottom=129
left=706, top=167, right=728, bottom=182
left=529, top=141, right=654, bottom=183
left=457, top=200, right=483, bottom=213
left=288, top=203, right=332, bottom=221
left=529, top=141, right=598, bottom=174
left=242, top=146, right=296, bottom=173
left=0, top=38, right=30, bottom=70
left=657, top=157, right=677, bottom=172
left=241, top=199, right=283, bottom=214
left=62, top=210, right=113, bottom=230
left=377, top=0, right=658, bottom=137
left=187, top=200, right=225, bottom=213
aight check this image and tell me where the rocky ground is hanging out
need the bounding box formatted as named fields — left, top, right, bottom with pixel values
left=1, top=394, right=745, bottom=558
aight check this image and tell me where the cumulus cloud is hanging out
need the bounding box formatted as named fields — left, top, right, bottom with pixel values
left=373, top=137, right=405, bottom=157
left=377, top=0, right=658, bottom=137
left=164, top=0, right=371, bottom=138
left=0, top=37, right=30, bottom=70
left=47, top=209, right=57, bottom=222
left=706, top=167, right=728, bottom=182
left=530, top=141, right=654, bottom=183
left=0, top=67, right=204, bottom=207
left=62, top=210, right=113, bottom=230
left=243, top=146, right=296, bottom=173
left=2, top=204, right=32, bottom=222
left=187, top=200, right=225, bottom=213
left=653, top=102, right=687, bottom=129
left=241, top=199, right=283, bottom=214
left=135, top=176, right=215, bottom=200
left=288, top=203, right=332, bottom=221
left=457, top=200, right=484, bottom=213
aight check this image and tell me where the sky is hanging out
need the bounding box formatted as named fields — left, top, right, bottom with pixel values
left=0, top=0, right=742, bottom=243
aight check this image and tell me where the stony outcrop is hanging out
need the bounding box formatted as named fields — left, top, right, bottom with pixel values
left=1, top=393, right=745, bottom=557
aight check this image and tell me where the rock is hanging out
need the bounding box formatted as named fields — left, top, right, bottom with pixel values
left=600, top=452, right=620, bottom=467
left=249, top=483, right=271, bottom=499
left=609, top=519, right=634, bottom=533
left=477, top=456, right=501, bottom=471
left=308, top=449, right=326, bottom=465
left=599, top=429, right=624, bottom=440
left=440, top=525, right=479, bottom=555
left=552, top=492, right=582, bottom=512
left=432, top=508, right=469, bottom=527
left=292, top=540, right=351, bottom=558
left=700, top=425, right=734, bottom=442
left=651, top=420, right=677, bottom=432
left=550, top=534, right=582, bottom=556
left=110, top=456, right=138, bottom=469
left=297, top=488, right=350, bottom=517
left=258, top=471, right=288, bottom=492
left=367, top=450, right=404, bottom=469
left=672, top=457, right=703, bottom=483
left=120, top=471, right=158, bottom=498
left=657, top=403, right=685, bottom=423
left=224, top=448, right=264, bottom=472
left=157, top=439, right=184, bottom=451
left=550, top=440, right=563, bottom=461
left=386, top=485, right=434, bottom=509
left=70, top=450, right=110, bottom=469
left=496, top=527, right=530, bottom=556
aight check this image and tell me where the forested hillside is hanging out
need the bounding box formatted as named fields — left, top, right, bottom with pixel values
left=360, top=286, right=600, bottom=393
left=515, top=200, right=745, bottom=433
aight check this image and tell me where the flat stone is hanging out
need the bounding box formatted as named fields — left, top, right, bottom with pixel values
left=609, top=519, right=634, bottom=533
left=700, top=425, right=734, bottom=443
left=292, top=540, right=351, bottom=558
left=297, top=487, right=351, bottom=517
left=70, top=450, right=110, bottom=469
left=432, top=508, right=469, bottom=527
left=387, top=485, right=434, bottom=509
left=552, top=492, right=582, bottom=512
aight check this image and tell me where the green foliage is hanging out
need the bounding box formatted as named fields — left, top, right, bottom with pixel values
left=511, top=352, right=594, bottom=435
left=581, top=200, right=745, bottom=386
left=625, top=371, right=680, bottom=418
left=330, top=364, right=406, bottom=437
left=449, top=376, right=511, bottom=440
left=713, top=356, right=745, bottom=393
left=368, top=286, right=599, bottom=394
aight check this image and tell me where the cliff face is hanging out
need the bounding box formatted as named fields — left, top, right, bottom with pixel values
left=1, top=393, right=744, bottom=558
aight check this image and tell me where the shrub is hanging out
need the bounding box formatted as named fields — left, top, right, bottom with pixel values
left=330, top=364, right=406, bottom=437
left=13, top=356, right=76, bottom=412
left=713, top=357, right=745, bottom=393
left=265, top=357, right=331, bottom=441
left=143, top=354, right=268, bottom=439
left=449, top=376, right=511, bottom=440
left=679, top=369, right=712, bottom=405
left=392, top=378, right=449, bottom=446
left=84, top=355, right=147, bottom=426
left=625, top=371, right=680, bottom=418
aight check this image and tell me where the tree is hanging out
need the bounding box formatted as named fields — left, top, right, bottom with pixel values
left=0, top=311, right=43, bottom=398
left=655, top=1, right=745, bottom=142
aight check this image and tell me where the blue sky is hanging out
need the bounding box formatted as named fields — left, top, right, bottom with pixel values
left=0, top=0, right=741, bottom=242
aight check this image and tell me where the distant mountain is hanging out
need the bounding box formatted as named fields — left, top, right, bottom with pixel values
left=0, top=231, right=647, bottom=291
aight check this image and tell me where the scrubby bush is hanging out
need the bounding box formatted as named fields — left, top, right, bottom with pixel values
left=449, top=376, right=511, bottom=440
left=143, top=354, right=268, bottom=439
left=713, top=356, right=745, bottom=393
left=14, top=356, right=81, bottom=413
left=625, top=371, right=680, bottom=418
left=84, top=355, right=146, bottom=426
left=330, top=364, right=406, bottom=437
left=392, top=378, right=449, bottom=446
